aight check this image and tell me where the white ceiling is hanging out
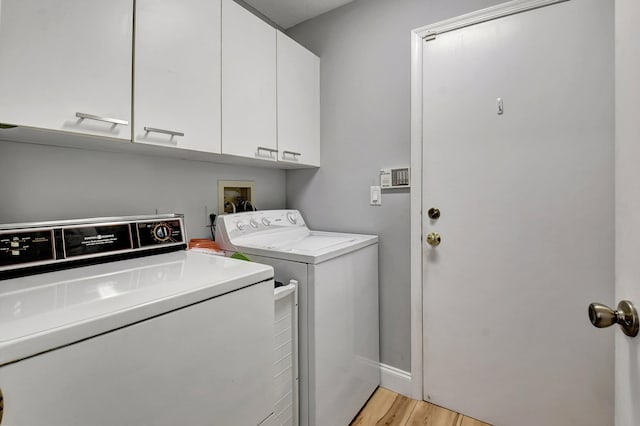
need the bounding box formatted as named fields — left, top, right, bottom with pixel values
left=242, top=0, right=354, bottom=29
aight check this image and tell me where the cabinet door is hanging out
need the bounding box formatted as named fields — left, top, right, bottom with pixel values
left=222, top=0, right=277, bottom=161
left=0, top=0, right=133, bottom=140
left=277, top=32, right=321, bottom=167
left=134, top=0, right=221, bottom=153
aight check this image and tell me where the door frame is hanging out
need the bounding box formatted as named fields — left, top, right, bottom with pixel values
left=408, top=0, right=570, bottom=401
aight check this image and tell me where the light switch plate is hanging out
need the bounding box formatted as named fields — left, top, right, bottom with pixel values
left=370, top=186, right=382, bottom=206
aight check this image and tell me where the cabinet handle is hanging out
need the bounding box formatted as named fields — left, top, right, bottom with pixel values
left=282, top=150, right=301, bottom=160
left=75, top=112, right=129, bottom=126
left=0, top=387, right=4, bottom=424
left=257, top=146, right=278, bottom=156
left=144, top=127, right=185, bottom=137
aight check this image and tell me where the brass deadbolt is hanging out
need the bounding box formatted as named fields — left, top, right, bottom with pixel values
left=426, top=232, right=441, bottom=247
left=428, top=208, right=441, bottom=219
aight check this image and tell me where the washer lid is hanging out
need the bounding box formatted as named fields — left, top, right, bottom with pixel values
left=234, top=231, right=378, bottom=264
left=270, top=233, right=357, bottom=251
left=0, top=251, right=273, bottom=366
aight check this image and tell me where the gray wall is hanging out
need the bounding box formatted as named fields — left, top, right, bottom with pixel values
left=0, top=140, right=286, bottom=239
left=286, top=0, right=504, bottom=371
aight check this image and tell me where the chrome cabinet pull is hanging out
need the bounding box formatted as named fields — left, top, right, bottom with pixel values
left=282, top=150, right=301, bottom=160
left=75, top=112, right=129, bottom=126
left=257, top=146, right=278, bottom=153
left=257, top=146, right=278, bottom=157
left=144, top=127, right=184, bottom=137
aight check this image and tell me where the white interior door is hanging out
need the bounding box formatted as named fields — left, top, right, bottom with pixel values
left=421, top=1, right=614, bottom=425
left=614, top=1, right=640, bottom=425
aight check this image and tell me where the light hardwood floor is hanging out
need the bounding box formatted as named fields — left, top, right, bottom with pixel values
left=350, top=387, right=492, bottom=426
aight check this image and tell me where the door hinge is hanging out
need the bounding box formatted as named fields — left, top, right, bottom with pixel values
left=423, top=32, right=436, bottom=42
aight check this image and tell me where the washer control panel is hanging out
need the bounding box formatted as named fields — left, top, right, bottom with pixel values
left=216, top=210, right=307, bottom=242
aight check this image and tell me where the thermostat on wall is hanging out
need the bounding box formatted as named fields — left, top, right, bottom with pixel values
left=380, top=167, right=410, bottom=189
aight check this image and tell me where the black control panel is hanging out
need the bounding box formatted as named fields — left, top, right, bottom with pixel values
left=137, top=220, right=185, bottom=247
left=0, top=230, right=55, bottom=267
left=0, top=215, right=186, bottom=280
left=64, top=224, right=133, bottom=258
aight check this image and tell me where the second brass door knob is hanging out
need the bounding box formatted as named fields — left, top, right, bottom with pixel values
left=426, top=232, right=441, bottom=246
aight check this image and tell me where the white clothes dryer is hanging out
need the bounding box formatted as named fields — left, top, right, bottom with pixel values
left=216, top=210, right=380, bottom=426
left=0, top=215, right=275, bottom=426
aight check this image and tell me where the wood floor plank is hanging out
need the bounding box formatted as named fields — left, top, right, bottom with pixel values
left=375, top=394, right=417, bottom=426
left=406, top=400, right=462, bottom=426
left=460, top=416, right=491, bottom=426
left=351, top=387, right=493, bottom=426
left=351, top=387, right=398, bottom=425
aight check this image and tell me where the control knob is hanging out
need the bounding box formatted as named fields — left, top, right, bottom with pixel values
left=236, top=221, right=247, bottom=231
left=152, top=223, right=172, bottom=242
left=249, top=218, right=259, bottom=228
left=262, top=218, right=271, bottom=226
left=287, top=212, right=298, bottom=224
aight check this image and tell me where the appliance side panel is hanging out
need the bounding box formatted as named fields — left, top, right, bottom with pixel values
left=304, top=263, right=314, bottom=426
left=310, top=244, right=379, bottom=426
left=0, top=280, right=275, bottom=426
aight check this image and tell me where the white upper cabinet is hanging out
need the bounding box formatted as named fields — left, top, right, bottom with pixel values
left=134, top=0, right=221, bottom=153
left=0, top=0, right=320, bottom=169
left=277, top=32, right=320, bottom=167
left=221, top=0, right=277, bottom=161
left=0, top=0, right=133, bottom=140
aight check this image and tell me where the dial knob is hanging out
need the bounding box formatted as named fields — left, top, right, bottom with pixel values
left=287, top=212, right=298, bottom=224
left=152, top=223, right=172, bottom=242
left=249, top=218, right=259, bottom=228
left=236, top=222, right=246, bottom=231
left=262, top=218, right=271, bottom=226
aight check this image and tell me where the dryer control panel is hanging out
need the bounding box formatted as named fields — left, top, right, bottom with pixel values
left=0, top=215, right=186, bottom=279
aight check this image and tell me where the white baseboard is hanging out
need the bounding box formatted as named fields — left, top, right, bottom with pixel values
left=379, top=363, right=413, bottom=397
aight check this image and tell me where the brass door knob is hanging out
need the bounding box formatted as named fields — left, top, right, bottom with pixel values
left=426, top=232, right=441, bottom=246
left=589, top=300, right=639, bottom=337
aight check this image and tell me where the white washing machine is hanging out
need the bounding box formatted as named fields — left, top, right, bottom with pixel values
left=215, top=210, right=380, bottom=426
left=0, top=215, right=275, bottom=425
